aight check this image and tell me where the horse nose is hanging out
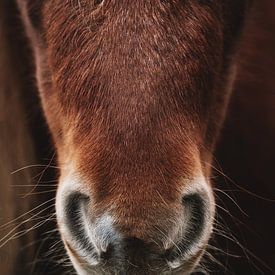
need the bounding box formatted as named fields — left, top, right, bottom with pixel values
left=62, top=192, right=164, bottom=258
left=59, top=189, right=212, bottom=268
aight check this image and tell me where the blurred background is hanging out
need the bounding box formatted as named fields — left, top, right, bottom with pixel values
left=213, top=1, right=275, bottom=273
left=0, top=0, right=275, bottom=274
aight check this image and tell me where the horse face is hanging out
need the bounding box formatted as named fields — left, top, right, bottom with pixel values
left=18, top=0, right=248, bottom=273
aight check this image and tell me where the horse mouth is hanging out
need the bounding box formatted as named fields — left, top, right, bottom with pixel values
left=64, top=235, right=206, bottom=275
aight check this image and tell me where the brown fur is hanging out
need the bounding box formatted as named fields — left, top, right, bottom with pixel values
left=17, top=1, right=249, bottom=241
left=3, top=0, right=275, bottom=274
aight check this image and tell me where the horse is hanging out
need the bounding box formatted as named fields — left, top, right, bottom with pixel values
left=1, top=0, right=275, bottom=274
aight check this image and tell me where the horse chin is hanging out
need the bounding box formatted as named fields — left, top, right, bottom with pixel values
left=62, top=226, right=208, bottom=275
left=66, top=248, right=203, bottom=275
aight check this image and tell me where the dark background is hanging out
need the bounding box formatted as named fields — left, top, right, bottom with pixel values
left=213, top=1, right=275, bottom=273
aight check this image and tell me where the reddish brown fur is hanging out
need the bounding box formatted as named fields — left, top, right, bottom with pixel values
left=3, top=0, right=275, bottom=274
left=18, top=1, right=247, bottom=238
left=12, top=0, right=253, bottom=273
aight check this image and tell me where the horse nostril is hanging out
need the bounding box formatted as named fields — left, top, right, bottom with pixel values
left=182, top=193, right=206, bottom=240
left=166, top=193, right=207, bottom=263
left=64, top=192, right=92, bottom=248
left=65, top=193, right=89, bottom=229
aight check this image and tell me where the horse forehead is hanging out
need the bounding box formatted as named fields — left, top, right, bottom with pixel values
left=43, top=3, right=222, bottom=110
left=40, top=1, right=226, bottom=149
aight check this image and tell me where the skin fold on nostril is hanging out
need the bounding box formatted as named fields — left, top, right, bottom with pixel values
left=64, top=193, right=121, bottom=264
left=64, top=193, right=94, bottom=251
left=166, top=194, right=206, bottom=263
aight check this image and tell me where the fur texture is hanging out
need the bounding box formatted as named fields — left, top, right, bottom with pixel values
left=6, top=0, right=275, bottom=274
left=16, top=0, right=250, bottom=273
